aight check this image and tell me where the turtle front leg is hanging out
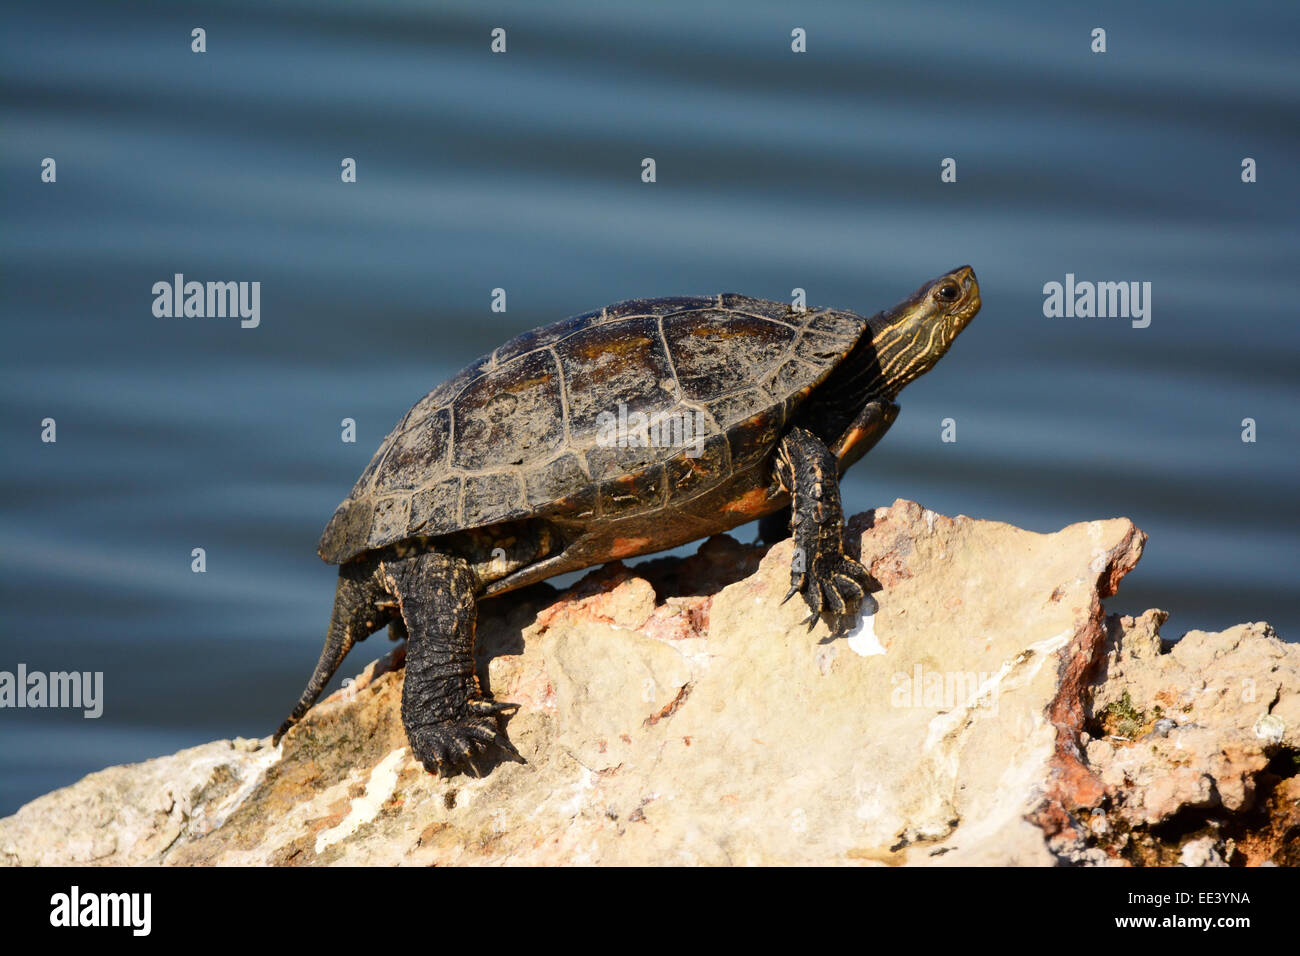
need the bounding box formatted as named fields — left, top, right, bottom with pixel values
left=380, top=551, right=519, bottom=776
left=759, top=398, right=897, bottom=544
left=773, top=426, right=878, bottom=629
left=830, top=399, right=900, bottom=475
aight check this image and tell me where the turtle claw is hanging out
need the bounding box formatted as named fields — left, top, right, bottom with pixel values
left=493, top=733, right=524, bottom=763
left=467, top=697, right=519, bottom=716
left=407, top=707, right=519, bottom=777
left=789, top=536, right=878, bottom=631
left=797, top=565, right=824, bottom=628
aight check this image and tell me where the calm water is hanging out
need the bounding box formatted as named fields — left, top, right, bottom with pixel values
left=2, top=0, right=1298, bottom=815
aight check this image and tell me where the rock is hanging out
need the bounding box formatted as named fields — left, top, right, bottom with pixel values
left=1180, top=836, right=1228, bottom=868
left=2, top=499, right=1295, bottom=866
left=0, top=739, right=281, bottom=866
left=1078, top=613, right=1300, bottom=864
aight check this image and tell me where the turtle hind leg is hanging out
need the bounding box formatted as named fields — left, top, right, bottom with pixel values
left=274, top=556, right=394, bottom=745
left=773, top=426, right=877, bottom=632
left=381, top=550, right=519, bottom=776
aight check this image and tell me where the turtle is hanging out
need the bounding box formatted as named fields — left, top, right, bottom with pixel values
left=273, top=265, right=981, bottom=775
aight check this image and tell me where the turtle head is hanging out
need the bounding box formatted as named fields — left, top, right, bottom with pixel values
left=872, top=265, right=979, bottom=397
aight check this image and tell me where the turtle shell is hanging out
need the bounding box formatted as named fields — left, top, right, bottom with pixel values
left=318, top=294, right=867, bottom=564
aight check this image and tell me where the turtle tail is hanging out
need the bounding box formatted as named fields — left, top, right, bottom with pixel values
left=272, top=558, right=392, bottom=745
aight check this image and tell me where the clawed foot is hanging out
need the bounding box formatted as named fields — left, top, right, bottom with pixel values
left=407, top=699, right=521, bottom=776
left=782, top=541, right=878, bottom=632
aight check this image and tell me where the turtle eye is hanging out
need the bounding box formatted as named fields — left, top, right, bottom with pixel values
left=934, top=282, right=961, bottom=304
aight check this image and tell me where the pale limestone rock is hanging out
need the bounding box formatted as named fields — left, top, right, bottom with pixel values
left=1086, top=616, right=1299, bottom=851
left=2, top=499, right=1294, bottom=867
left=1180, top=835, right=1228, bottom=868
left=0, top=740, right=278, bottom=866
